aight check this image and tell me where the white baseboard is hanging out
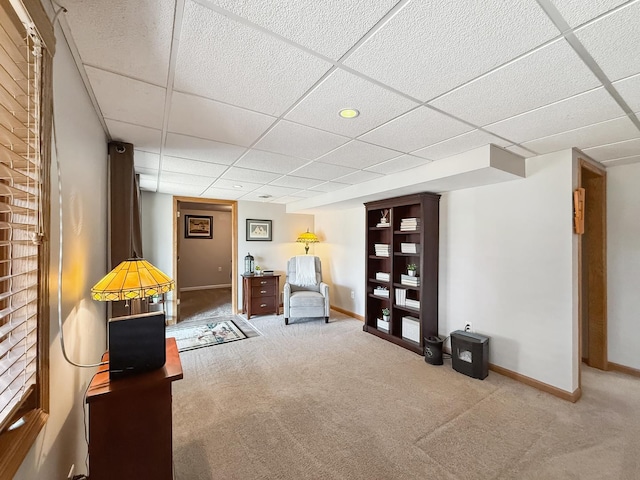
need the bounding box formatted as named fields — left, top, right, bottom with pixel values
left=180, top=284, right=231, bottom=292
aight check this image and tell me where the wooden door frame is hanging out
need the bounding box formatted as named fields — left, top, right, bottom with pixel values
left=577, top=158, right=607, bottom=383
left=172, top=196, right=238, bottom=322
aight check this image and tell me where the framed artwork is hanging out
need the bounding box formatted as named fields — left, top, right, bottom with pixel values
left=246, top=219, right=272, bottom=241
left=185, top=215, right=213, bottom=239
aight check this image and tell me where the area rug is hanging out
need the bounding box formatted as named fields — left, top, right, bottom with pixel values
left=169, top=319, right=247, bottom=352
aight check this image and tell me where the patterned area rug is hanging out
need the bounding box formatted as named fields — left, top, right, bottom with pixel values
left=169, top=319, right=247, bottom=352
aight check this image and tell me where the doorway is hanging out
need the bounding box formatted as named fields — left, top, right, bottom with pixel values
left=578, top=159, right=607, bottom=376
left=173, top=197, right=238, bottom=323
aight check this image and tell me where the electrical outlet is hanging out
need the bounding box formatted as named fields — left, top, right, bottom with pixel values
left=350, top=291, right=355, bottom=299
left=67, top=464, right=75, bottom=480
left=464, top=322, right=472, bottom=332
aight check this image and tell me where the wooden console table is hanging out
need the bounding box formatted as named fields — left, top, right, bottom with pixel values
left=242, top=274, right=280, bottom=319
left=86, top=337, right=183, bottom=480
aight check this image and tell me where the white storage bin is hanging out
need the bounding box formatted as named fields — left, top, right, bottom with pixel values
left=402, top=316, right=420, bottom=343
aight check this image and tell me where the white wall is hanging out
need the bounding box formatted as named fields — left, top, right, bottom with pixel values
left=607, top=162, right=640, bottom=370
left=315, top=206, right=366, bottom=316
left=179, top=209, right=232, bottom=288
left=15, top=22, right=108, bottom=480
left=440, top=150, right=578, bottom=393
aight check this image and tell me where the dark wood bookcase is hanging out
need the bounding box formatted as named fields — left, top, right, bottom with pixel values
left=363, top=192, right=440, bottom=354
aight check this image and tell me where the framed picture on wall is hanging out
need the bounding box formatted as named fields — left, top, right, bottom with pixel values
left=246, top=219, right=272, bottom=241
left=185, top=215, right=213, bottom=239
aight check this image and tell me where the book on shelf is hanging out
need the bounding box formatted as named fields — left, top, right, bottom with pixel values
left=395, top=288, right=406, bottom=306
left=400, top=218, right=420, bottom=231
left=373, top=287, right=389, bottom=298
left=374, top=244, right=390, bottom=257
left=405, top=299, right=420, bottom=309
left=400, top=243, right=419, bottom=254
left=376, top=222, right=390, bottom=228
left=400, top=274, right=420, bottom=287
left=375, top=272, right=390, bottom=282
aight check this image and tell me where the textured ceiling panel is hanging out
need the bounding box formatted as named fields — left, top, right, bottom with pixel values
left=430, top=39, right=600, bottom=127
left=286, top=69, right=418, bottom=137
left=133, top=150, right=160, bottom=170
left=158, top=181, right=206, bottom=196
left=235, top=150, right=309, bottom=174
left=575, top=2, right=640, bottom=81
left=289, top=161, right=357, bottom=181
left=613, top=74, right=640, bottom=112
left=251, top=185, right=302, bottom=197
left=253, top=121, right=349, bottom=159
left=86, top=67, right=166, bottom=129
left=344, top=0, right=558, bottom=101
left=548, top=0, right=627, bottom=27
left=107, top=120, right=162, bottom=154
left=168, top=92, right=275, bottom=147
left=360, top=107, right=474, bottom=153
left=334, top=170, right=383, bottom=185
left=318, top=140, right=399, bottom=169
left=164, top=132, right=246, bottom=165
left=288, top=190, right=324, bottom=199
left=174, top=1, right=331, bottom=116
left=221, top=167, right=281, bottom=184
left=200, top=188, right=246, bottom=200
left=160, top=171, right=214, bottom=186
left=582, top=138, right=640, bottom=161
left=505, top=145, right=537, bottom=158
left=308, top=181, right=350, bottom=193
left=521, top=116, right=640, bottom=155
left=64, top=0, right=174, bottom=84
left=413, top=130, right=510, bottom=161
left=365, top=155, right=431, bottom=174
left=269, top=176, right=325, bottom=189
left=484, top=88, right=625, bottom=143
left=162, top=156, right=229, bottom=177
left=205, top=0, right=398, bottom=59
left=600, top=154, right=640, bottom=167
left=212, top=178, right=261, bottom=192
left=269, top=195, right=305, bottom=204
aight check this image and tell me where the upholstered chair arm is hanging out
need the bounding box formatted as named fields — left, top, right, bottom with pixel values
left=320, top=282, right=330, bottom=317
left=283, top=282, right=292, bottom=318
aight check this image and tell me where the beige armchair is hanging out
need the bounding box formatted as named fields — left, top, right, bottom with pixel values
left=283, top=256, right=330, bottom=325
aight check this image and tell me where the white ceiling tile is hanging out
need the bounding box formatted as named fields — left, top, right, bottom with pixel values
left=344, top=0, right=558, bottom=101
left=549, top=0, right=627, bottom=27
left=335, top=170, right=384, bottom=185
left=575, top=2, right=640, bottom=81
left=86, top=67, right=166, bottom=129
left=360, top=107, right=474, bottom=152
left=613, top=74, right=640, bottom=112
left=505, top=145, right=538, bottom=158
left=168, top=92, right=274, bottom=147
left=289, top=190, right=324, bottom=199
left=309, top=181, right=350, bottom=193
left=253, top=185, right=302, bottom=197
left=269, top=195, right=305, bottom=204
left=201, top=188, right=246, bottom=200
left=600, top=155, right=640, bottom=167
left=206, top=0, right=398, bottom=60
left=221, top=167, right=281, bottom=184
left=160, top=171, right=214, bottom=186
left=484, top=88, right=625, bottom=143
left=174, top=1, right=331, bottom=116
left=317, top=140, right=399, bottom=169
left=521, top=116, right=640, bottom=154
left=63, top=0, right=174, bottom=84
left=235, top=150, right=309, bottom=174
left=582, top=138, right=640, bottom=161
left=269, top=176, right=324, bottom=189
left=162, top=156, right=229, bottom=177
left=253, top=121, right=349, bottom=159
left=213, top=178, right=262, bottom=192
left=164, top=133, right=245, bottom=165
left=286, top=69, right=418, bottom=137
left=365, top=155, right=431, bottom=175
left=158, top=181, right=206, bottom=196
left=413, top=130, right=510, bottom=161
left=134, top=150, right=160, bottom=170
left=430, top=39, right=600, bottom=126
left=238, top=191, right=279, bottom=202
left=289, top=161, right=356, bottom=181
left=108, top=121, right=162, bottom=154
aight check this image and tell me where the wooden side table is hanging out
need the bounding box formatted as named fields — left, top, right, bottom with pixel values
left=86, top=337, right=183, bottom=480
left=242, top=274, right=280, bottom=319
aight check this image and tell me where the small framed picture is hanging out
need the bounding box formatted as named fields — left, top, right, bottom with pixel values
left=246, top=219, right=272, bottom=241
left=185, top=215, right=213, bottom=239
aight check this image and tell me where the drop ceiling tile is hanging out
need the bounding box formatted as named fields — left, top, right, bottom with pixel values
left=207, top=0, right=398, bottom=60
left=549, top=0, right=627, bottom=27
left=430, top=39, right=600, bottom=126
left=600, top=155, right=640, bottom=167
left=86, top=67, right=166, bottom=129
left=253, top=121, right=349, bottom=160
left=269, top=176, right=324, bottom=189
left=289, top=161, right=356, bottom=181
left=613, top=74, right=640, bottom=112
left=174, top=1, right=331, bottom=116
left=269, top=196, right=305, bottom=204
left=413, top=130, right=510, bottom=161
left=212, top=178, right=262, bottom=192
left=484, top=88, right=624, bottom=144
left=235, top=149, right=309, bottom=174
left=289, top=190, right=324, bottom=199
left=168, top=92, right=275, bottom=147
left=317, top=140, right=400, bottom=169
left=201, top=188, right=246, bottom=200
left=164, top=133, right=246, bottom=165
left=309, top=181, right=350, bottom=193
left=63, top=0, right=174, bottom=84
left=334, top=170, right=384, bottom=185
left=160, top=171, right=215, bottom=186
left=134, top=150, right=160, bottom=170
left=505, top=145, right=537, bottom=157
left=575, top=2, right=640, bottom=81
left=221, top=167, right=281, bottom=184
left=360, top=107, right=474, bottom=153
left=582, top=138, right=640, bottom=161
left=162, top=156, right=229, bottom=177
left=365, top=155, right=432, bottom=175
left=107, top=120, right=162, bottom=153
left=252, top=185, right=302, bottom=197
left=286, top=69, right=418, bottom=137
left=521, top=116, right=640, bottom=154
left=158, top=181, right=206, bottom=196
left=344, top=0, right=558, bottom=101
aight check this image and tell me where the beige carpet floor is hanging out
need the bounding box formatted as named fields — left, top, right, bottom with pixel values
left=171, top=311, right=640, bottom=480
left=179, top=287, right=232, bottom=323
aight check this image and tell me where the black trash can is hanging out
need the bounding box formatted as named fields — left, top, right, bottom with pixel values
left=424, top=336, right=444, bottom=365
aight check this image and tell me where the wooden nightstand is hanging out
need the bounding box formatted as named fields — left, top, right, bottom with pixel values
left=242, top=274, right=280, bottom=319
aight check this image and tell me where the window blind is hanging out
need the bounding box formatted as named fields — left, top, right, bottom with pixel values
left=0, top=0, right=42, bottom=433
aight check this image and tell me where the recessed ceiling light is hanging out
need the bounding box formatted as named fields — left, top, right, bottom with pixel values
left=258, top=194, right=272, bottom=199
left=233, top=184, right=242, bottom=188
left=339, top=108, right=360, bottom=119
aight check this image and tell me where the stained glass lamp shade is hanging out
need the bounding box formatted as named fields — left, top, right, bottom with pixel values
left=296, top=229, right=319, bottom=254
left=91, top=258, right=175, bottom=301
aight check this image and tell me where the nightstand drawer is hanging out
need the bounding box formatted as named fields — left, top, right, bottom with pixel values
left=250, top=277, right=275, bottom=287
left=251, top=296, right=276, bottom=313
left=252, top=285, right=275, bottom=297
